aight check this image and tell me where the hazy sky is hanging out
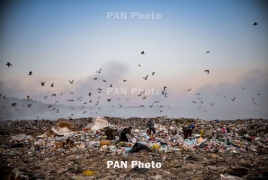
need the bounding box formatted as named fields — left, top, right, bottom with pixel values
left=0, top=0, right=268, bottom=120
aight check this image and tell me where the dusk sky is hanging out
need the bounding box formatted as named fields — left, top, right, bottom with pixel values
left=0, top=0, right=268, bottom=120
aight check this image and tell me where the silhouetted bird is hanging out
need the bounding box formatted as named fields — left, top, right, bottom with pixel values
left=257, top=93, right=260, bottom=95
left=231, top=97, right=236, bottom=101
left=70, top=92, right=74, bottom=94
left=6, top=62, right=12, bottom=67
left=89, top=92, right=92, bottom=96
left=191, top=101, right=196, bottom=103
left=143, top=75, right=148, bottom=80
left=48, top=105, right=52, bottom=108
left=206, top=51, right=210, bottom=53
left=89, top=100, right=92, bottom=103
left=102, top=79, right=106, bottom=82
left=141, top=51, right=145, bottom=55
left=142, top=96, right=147, bottom=100
left=252, top=98, right=255, bottom=101
left=107, top=99, right=111, bottom=102
left=12, top=103, right=17, bottom=107
left=83, top=111, right=87, bottom=114
left=123, top=80, right=127, bottom=82
left=253, top=22, right=258, bottom=26
left=69, top=80, right=74, bottom=84
left=28, top=71, right=32, bottom=75
left=51, top=83, right=54, bottom=87
left=149, top=105, right=153, bottom=108
left=110, top=84, right=112, bottom=87
left=55, top=101, right=59, bottom=104
left=205, top=70, right=209, bottom=74
left=94, top=78, right=98, bottom=80
left=164, top=86, right=167, bottom=90
left=152, top=72, right=155, bottom=75
left=186, top=89, right=192, bottom=91
left=138, top=64, right=141, bottom=67
left=52, top=94, right=56, bottom=97
left=196, top=93, right=200, bottom=95
left=41, top=82, right=45, bottom=86
left=61, top=92, right=63, bottom=95
left=160, top=110, right=163, bottom=113
left=96, top=68, right=102, bottom=73
left=241, top=87, right=245, bottom=90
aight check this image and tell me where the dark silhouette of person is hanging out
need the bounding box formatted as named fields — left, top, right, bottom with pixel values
left=105, top=127, right=117, bottom=140
left=119, top=126, right=132, bottom=142
left=147, top=120, right=156, bottom=135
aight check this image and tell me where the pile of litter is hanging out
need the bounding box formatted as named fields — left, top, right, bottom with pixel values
left=0, top=117, right=267, bottom=180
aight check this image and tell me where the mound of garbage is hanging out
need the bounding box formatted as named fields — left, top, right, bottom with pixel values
left=0, top=117, right=267, bottom=180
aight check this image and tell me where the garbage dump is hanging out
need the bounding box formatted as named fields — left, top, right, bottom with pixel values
left=0, top=117, right=267, bottom=180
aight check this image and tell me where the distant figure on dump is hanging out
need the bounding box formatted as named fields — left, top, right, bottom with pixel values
left=119, top=126, right=132, bottom=142
left=183, top=122, right=197, bottom=139
left=147, top=120, right=156, bottom=135
left=105, top=127, right=117, bottom=140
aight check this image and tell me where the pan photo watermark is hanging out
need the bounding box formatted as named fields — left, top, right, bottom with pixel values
left=107, top=88, right=163, bottom=96
left=107, top=12, right=162, bottom=20
left=107, top=161, right=162, bottom=168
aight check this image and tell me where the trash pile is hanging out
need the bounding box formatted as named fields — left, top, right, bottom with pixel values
left=0, top=117, right=268, bottom=180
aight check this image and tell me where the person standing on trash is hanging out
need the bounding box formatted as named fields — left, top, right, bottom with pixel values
left=119, top=126, right=132, bottom=142
left=104, top=127, right=117, bottom=140
left=147, top=120, right=156, bottom=135
left=184, top=122, right=197, bottom=139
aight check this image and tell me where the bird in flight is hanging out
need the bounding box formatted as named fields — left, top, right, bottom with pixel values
left=28, top=104, right=32, bottom=108
left=41, top=82, right=45, bottom=86
left=253, top=22, right=258, bottom=26
left=196, top=93, right=200, bottom=95
left=69, top=80, right=74, bottom=84
left=149, top=105, right=153, bottom=108
left=48, top=105, right=53, bottom=108
left=94, top=78, right=98, bottom=80
left=186, top=89, right=192, bottom=91
left=83, top=111, right=87, bottom=114
left=12, top=103, right=17, bottom=107
left=152, top=72, right=155, bottom=75
left=143, top=75, right=148, bottom=80
left=160, top=110, right=163, bottom=113
left=96, top=68, right=102, bottom=73
left=252, top=98, right=255, bottom=101
left=6, top=62, right=12, bottom=67
left=51, top=83, right=54, bottom=87
left=89, top=92, right=92, bottom=96
left=142, top=96, right=146, bottom=100
left=123, top=80, right=127, bottom=82
left=107, top=99, right=111, bottom=102
left=138, top=64, right=141, bottom=67
left=52, top=94, right=56, bottom=97
left=141, top=51, right=145, bottom=55
left=205, top=70, right=209, bottom=74
left=241, top=87, right=245, bottom=90
left=257, top=93, right=260, bottom=95
left=55, top=101, right=59, bottom=104
left=102, top=79, right=106, bottom=82
left=231, top=97, right=236, bottom=101
left=28, top=71, right=33, bottom=75
left=70, top=92, right=74, bottom=94
left=206, top=51, right=210, bottom=53
left=61, top=92, right=63, bottom=95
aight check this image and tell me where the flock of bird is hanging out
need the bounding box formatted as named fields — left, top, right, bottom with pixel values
left=1, top=22, right=261, bottom=119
